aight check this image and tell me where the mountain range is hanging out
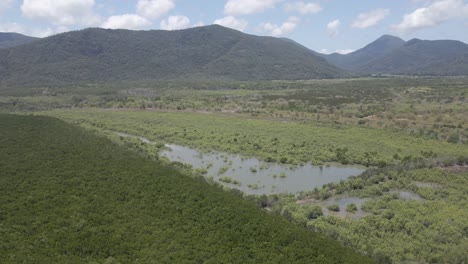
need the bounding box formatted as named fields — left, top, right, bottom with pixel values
left=322, top=35, right=468, bottom=76
left=0, top=25, right=467, bottom=88
left=0, top=25, right=342, bottom=87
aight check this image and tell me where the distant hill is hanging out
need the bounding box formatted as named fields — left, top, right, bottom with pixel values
left=322, top=35, right=468, bottom=76
left=360, top=39, right=468, bottom=75
left=0, top=25, right=344, bottom=88
left=323, top=35, right=405, bottom=71
left=0, top=32, right=38, bottom=49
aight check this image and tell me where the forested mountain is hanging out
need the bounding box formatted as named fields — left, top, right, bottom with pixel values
left=323, top=35, right=405, bottom=71
left=0, top=114, right=370, bottom=263
left=323, top=35, right=468, bottom=76
left=0, top=32, right=38, bottom=49
left=359, top=39, right=468, bottom=75
left=0, top=25, right=343, bottom=88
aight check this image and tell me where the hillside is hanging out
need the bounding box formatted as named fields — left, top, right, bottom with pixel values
left=323, top=35, right=468, bottom=76
left=0, top=25, right=344, bottom=88
left=0, top=32, right=38, bottom=49
left=360, top=39, right=468, bottom=75
left=323, top=35, right=405, bottom=71
left=0, top=114, right=370, bottom=263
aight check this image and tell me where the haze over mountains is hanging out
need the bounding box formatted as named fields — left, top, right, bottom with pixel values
left=0, top=25, right=467, bottom=88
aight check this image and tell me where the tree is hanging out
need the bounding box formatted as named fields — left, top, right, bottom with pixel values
left=307, top=206, right=323, bottom=220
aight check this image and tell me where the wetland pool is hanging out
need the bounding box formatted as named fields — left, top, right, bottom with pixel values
left=115, top=131, right=367, bottom=195
left=160, top=144, right=366, bottom=195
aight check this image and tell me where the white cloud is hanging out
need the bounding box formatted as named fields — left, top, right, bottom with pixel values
left=101, top=14, right=150, bottom=30
left=160, top=15, right=190, bottom=30
left=393, top=0, right=468, bottom=33
left=0, top=0, right=14, bottom=14
left=326, top=19, right=340, bottom=37
left=335, top=49, right=355, bottom=54
left=224, top=0, right=281, bottom=16
left=21, top=0, right=99, bottom=26
left=214, top=16, right=248, bottom=31
left=0, top=22, right=68, bottom=37
left=259, top=16, right=299, bottom=37
left=319, top=48, right=355, bottom=55
left=136, top=0, right=175, bottom=20
left=284, top=2, right=322, bottom=15
left=351, top=9, right=390, bottom=29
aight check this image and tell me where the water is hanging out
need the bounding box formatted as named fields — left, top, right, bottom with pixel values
left=390, top=190, right=423, bottom=201
left=320, top=197, right=369, bottom=219
left=160, top=144, right=366, bottom=195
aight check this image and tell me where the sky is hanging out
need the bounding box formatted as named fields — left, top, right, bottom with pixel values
left=1, top=0, right=467, bottom=54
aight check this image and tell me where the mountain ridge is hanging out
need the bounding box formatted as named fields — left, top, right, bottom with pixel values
left=322, top=35, right=468, bottom=76
left=0, top=25, right=344, bottom=88
left=0, top=32, right=38, bottom=49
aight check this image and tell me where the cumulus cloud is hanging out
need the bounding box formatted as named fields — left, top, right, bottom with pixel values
left=393, top=0, right=468, bottom=33
left=21, top=0, right=99, bottom=26
left=214, top=16, right=248, bottom=31
left=101, top=14, right=150, bottom=29
left=326, top=19, right=340, bottom=37
left=351, top=9, right=390, bottom=29
left=259, top=17, right=299, bottom=37
left=137, top=0, right=175, bottom=20
left=284, top=2, right=322, bottom=15
left=319, top=48, right=354, bottom=55
left=224, top=0, right=281, bottom=16
left=160, top=15, right=190, bottom=30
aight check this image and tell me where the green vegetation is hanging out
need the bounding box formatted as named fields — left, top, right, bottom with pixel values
left=270, top=166, right=468, bottom=263
left=0, top=114, right=369, bottom=263
left=327, top=204, right=340, bottom=212
left=0, top=25, right=343, bottom=89
left=218, top=176, right=241, bottom=185
left=1, top=76, right=467, bottom=263
left=324, top=35, right=468, bottom=76
left=346, top=203, right=357, bottom=212
left=42, top=108, right=468, bottom=167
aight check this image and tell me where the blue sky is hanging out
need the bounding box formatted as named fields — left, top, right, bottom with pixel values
left=1, top=0, right=467, bottom=53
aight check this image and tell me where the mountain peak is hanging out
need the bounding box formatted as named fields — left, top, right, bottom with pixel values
left=322, top=34, right=406, bottom=71
left=376, top=34, right=404, bottom=42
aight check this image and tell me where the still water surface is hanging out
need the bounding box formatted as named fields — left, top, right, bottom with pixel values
left=116, top=131, right=367, bottom=194
left=160, top=144, right=366, bottom=195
